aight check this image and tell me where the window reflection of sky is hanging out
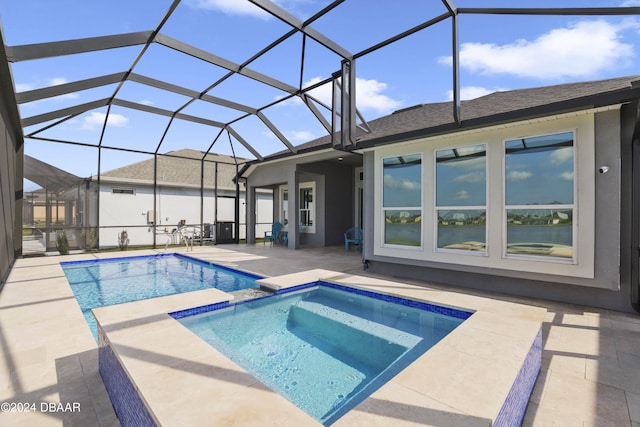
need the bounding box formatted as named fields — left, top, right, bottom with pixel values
left=506, top=132, right=574, bottom=205
left=383, top=154, right=421, bottom=207
left=436, top=145, right=486, bottom=207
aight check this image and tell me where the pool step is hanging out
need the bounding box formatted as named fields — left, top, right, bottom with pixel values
left=287, top=301, right=421, bottom=372
left=289, top=300, right=422, bottom=348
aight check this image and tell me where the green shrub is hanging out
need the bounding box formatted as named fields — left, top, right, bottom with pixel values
left=118, top=229, right=129, bottom=250
left=56, top=231, right=69, bottom=255
left=85, top=228, right=98, bottom=250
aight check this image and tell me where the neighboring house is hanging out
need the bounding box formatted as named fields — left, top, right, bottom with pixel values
left=22, top=149, right=274, bottom=251
left=240, top=75, right=640, bottom=313
left=98, top=148, right=273, bottom=248
left=22, top=155, right=88, bottom=252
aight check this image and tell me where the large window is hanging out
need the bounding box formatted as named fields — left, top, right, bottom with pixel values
left=435, top=144, right=487, bottom=253
left=382, top=154, right=422, bottom=247
left=375, top=117, right=594, bottom=278
left=504, top=131, right=574, bottom=260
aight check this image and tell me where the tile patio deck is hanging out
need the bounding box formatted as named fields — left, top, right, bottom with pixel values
left=1, top=244, right=639, bottom=426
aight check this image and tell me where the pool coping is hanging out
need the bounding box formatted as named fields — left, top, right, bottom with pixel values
left=94, top=267, right=545, bottom=426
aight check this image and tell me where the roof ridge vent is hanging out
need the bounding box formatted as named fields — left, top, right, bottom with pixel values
left=392, top=104, right=424, bottom=114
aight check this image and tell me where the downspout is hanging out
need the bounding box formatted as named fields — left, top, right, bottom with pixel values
left=226, top=130, right=240, bottom=244
left=234, top=162, right=240, bottom=244
left=152, top=154, right=157, bottom=249
left=214, top=162, right=218, bottom=242
left=96, top=148, right=101, bottom=250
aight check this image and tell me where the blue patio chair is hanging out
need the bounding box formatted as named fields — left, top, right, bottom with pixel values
left=344, top=227, right=363, bottom=252
left=282, top=223, right=303, bottom=247
left=264, top=222, right=283, bottom=246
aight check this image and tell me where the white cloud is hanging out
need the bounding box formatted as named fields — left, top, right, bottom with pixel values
left=355, top=78, right=403, bottom=114
left=185, top=0, right=271, bottom=19
left=453, top=172, right=485, bottom=184
left=262, top=129, right=318, bottom=143
left=561, top=171, right=574, bottom=181
left=285, top=130, right=316, bottom=142
left=445, top=85, right=497, bottom=101
left=186, top=0, right=310, bottom=19
left=50, top=77, right=69, bottom=86
left=15, top=77, right=79, bottom=101
left=442, top=156, right=486, bottom=171
left=139, top=100, right=155, bottom=106
left=302, top=76, right=403, bottom=115
left=550, top=147, right=573, bottom=165
left=15, top=82, right=34, bottom=92
left=455, top=190, right=469, bottom=200
left=439, top=19, right=637, bottom=79
left=507, top=170, right=533, bottom=181
left=384, top=174, right=420, bottom=192
left=81, top=112, right=128, bottom=130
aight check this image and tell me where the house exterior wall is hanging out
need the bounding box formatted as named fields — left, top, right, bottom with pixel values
left=98, top=183, right=248, bottom=247
left=244, top=152, right=358, bottom=248
left=244, top=160, right=305, bottom=246
left=298, top=161, right=355, bottom=246
left=363, top=107, right=636, bottom=312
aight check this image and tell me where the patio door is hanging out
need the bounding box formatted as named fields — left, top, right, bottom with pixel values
left=215, top=195, right=237, bottom=243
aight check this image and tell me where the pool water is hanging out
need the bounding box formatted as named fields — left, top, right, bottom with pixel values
left=176, top=284, right=470, bottom=425
left=61, top=254, right=260, bottom=340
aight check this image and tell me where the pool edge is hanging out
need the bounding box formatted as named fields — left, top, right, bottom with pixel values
left=95, top=268, right=545, bottom=427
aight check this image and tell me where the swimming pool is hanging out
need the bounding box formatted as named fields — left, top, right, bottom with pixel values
left=174, top=282, right=472, bottom=425
left=61, top=253, right=261, bottom=340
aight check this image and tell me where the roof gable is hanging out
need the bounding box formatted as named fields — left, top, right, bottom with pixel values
left=100, top=149, right=245, bottom=190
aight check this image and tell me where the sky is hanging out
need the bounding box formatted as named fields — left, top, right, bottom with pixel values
left=2, top=0, right=640, bottom=191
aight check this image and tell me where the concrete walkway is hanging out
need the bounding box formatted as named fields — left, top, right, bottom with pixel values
left=1, top=244, right=639, bottom=426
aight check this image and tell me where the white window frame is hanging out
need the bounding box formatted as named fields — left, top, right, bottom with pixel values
left=380, top=152, right=423, bottom=251
left=503, top=131, right=577, bottom=264
left=372, top=113, right=595, bottom=278
left=279, top=182, right=315, bottom=233
left=434, top=143, right=488, bottom=256
left=299, top=182, right=315, bottom=233
left=279, top=186, right=288, bottom=226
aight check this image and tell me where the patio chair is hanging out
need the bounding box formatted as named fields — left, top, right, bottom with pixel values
left=264, top=222, right=283, bottom=246
left=282, top=223, right=303, bottom=247
left=344, top=227, right=363, bottom=252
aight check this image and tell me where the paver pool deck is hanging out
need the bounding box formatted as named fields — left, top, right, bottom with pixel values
left=1, top=244, right=639, bottom=426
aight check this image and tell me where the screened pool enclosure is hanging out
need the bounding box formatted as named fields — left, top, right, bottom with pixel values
left=2, top=1, right=637, bottom=254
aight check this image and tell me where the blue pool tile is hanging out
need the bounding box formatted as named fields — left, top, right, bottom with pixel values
left=169, top=300, right=231, bottom=319
left=494, top=327, right=542, bottom=427
left=169, top=280, right=474, bottom=321
left=98, top=325, right=157, bottom=427
left=318, top=281, right=473, bottom=320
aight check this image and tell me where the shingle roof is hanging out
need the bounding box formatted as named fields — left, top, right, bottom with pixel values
left=280, top=75, right=640, bottom=156
left=100, top=149, right=245, bottom=190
